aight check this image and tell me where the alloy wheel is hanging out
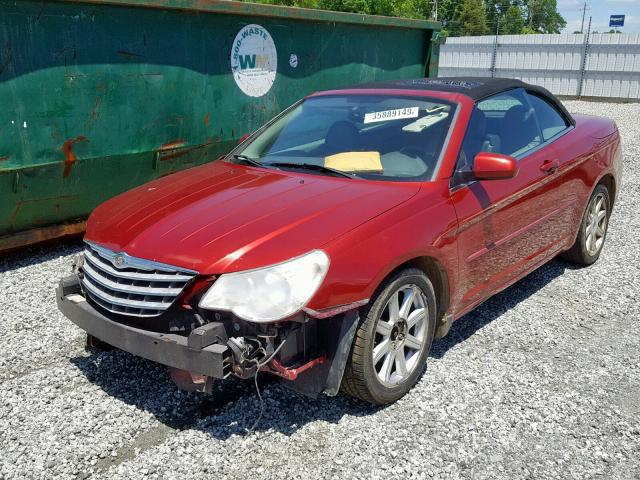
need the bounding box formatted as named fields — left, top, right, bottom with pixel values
left=372, top=284, right=428, bottom=386
left=584, top=192, right=608, bottom=256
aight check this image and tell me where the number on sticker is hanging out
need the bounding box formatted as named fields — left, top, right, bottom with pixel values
left=364, top=107, right=420, bottom=124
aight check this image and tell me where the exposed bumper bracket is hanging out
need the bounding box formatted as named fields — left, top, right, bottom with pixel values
left=57, top=276, right=230, bottom=379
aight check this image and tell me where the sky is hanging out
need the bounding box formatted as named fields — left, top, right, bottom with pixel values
left=558, top=0, right=640, bottom=33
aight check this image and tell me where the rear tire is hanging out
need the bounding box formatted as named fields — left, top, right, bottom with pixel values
left=341, top=268, right=436, bottom=405
left=563, top=184, right=610, bottom=266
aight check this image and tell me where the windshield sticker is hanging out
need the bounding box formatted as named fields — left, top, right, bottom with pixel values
left=363, top=107, right=419, bottom=124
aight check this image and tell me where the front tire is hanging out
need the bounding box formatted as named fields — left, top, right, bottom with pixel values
left=563, top=184, right=611, bottom=266
left=341, top=268, right=436, bottom=405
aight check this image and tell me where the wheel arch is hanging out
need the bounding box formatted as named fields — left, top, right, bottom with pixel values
left=597, top=173, right=616, bottom=210
left=369, top=255, right=452, bottom=338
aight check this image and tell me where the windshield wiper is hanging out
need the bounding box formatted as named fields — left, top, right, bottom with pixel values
left=231, top=154, right=263, bottom=168
left=265, top=162, right=355, bottom=179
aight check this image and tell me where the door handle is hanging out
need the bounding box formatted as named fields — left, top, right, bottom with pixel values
left=540, top=160, right=559, bottom=174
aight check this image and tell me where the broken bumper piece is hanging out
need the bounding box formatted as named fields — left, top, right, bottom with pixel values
left=56, top=276, right=230, bottom=379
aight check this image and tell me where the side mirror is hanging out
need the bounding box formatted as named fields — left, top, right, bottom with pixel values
left=473, top=152, right=518, bottom=180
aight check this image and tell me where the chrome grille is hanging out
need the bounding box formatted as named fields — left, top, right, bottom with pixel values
left=80, top=242, right=197, bottom=317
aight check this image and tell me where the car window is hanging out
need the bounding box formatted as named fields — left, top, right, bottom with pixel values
left=237, top=95, right=456, bottom=182
left=525, top=92, right=569, bottom=141
left=477, top=94, right=522, bottom=113
left=454, top=89, right=543, bottom=182
left=267, top=110, right=349, bottom=153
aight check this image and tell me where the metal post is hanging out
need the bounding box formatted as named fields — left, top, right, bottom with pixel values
left=490, top=20, right=499, bottom=78
left=577, top=16, right=592, bottom=98
left=580, top=1, right=587, bottom=34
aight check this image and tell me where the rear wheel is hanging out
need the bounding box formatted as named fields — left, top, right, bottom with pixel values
left=563, top=184, right=610, bottom=266
left=341, top=268, right=436, bottom=405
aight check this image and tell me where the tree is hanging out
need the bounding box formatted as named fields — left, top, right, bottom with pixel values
left=317, top=0, right=372, bottom=15
left=437, top=0, right=459, bottom=23
left=485, top=0, right=514, bottom=31
left=253, top=0, right=420, bottom=17
left=392, top=0, right=433, bottom=20
left=454, top=0, right=489, bottom=36
left=242, top=0, right=566, bottom=37
left=437, top=0, right=460, bottom=36
left=524, top=0, right=566, bottom=34
left=251, top=0, right=320, bottom=7
left=502, top=5, right=525, bottom=34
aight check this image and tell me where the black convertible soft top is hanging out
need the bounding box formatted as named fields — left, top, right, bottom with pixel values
left=350, top=77, right=575, bottom=126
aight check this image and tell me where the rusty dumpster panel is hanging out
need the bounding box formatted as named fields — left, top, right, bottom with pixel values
left=0, top=0, right=440, bottom=249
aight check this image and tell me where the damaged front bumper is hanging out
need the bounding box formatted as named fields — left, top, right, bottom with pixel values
left=56, top=276, right=231, bottom=379
left=56, top=275, right=359, bottom=397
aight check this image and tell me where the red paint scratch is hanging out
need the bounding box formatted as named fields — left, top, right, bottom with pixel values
left=61, top=136, right=88, bottom=178
left=160, top=139, right=186, bottom=150
left=204, top=114, right=210, bottom=127
left=0, top=155, right=9, bottom=162
left=160, top=150, right=190, bottom=162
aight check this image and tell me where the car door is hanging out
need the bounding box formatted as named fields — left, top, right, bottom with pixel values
left=450, top=88, right=572, bottom=313
left=522, top=90, right=580, bottom=243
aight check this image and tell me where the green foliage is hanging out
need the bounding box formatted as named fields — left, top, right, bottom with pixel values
left=249, top=0, right=420, bottom=17
left=242, top=0, right=566, bottom=37
left=485, top=0, right=514, bottom=30
left=454, top=0, right=489, bottom=36
left=392, top=0, right=432, bottom=20
left=250, top=0, right=319, bottom=7
left=523, top=0, right=566, bottom=34
left=502, top=5, right=525, bottom=34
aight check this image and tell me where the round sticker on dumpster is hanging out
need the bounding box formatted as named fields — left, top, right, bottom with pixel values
left=231, top=24, right=278, bottom=98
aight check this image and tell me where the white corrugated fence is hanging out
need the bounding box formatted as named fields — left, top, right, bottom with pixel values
left=438, top=33, right=640, bottom=100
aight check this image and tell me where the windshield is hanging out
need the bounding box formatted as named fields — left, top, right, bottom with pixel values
left=234, top=94, right=456, bottom=181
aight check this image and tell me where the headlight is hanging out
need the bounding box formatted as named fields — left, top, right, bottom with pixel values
left=198, top=250, right=330, bottom=322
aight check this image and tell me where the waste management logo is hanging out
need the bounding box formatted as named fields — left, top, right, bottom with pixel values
left=231, top=24, right=277, bottom=98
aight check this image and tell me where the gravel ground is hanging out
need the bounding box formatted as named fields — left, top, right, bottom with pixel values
left=1, top=100, right=639, bottom=480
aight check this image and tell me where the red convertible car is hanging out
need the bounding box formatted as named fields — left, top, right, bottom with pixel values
left=57, top=78, right=621, bottom=404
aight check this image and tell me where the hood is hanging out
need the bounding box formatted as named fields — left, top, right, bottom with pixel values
left=86, top=161, right=420, bottom=274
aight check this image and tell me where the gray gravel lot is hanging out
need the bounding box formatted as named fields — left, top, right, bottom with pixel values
left=1, top=100, right=639, bottom=480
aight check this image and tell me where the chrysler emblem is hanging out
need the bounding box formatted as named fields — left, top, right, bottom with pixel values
left=113, top=255, right=126, bottom=268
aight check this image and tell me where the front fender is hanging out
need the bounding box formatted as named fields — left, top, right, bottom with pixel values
left=306, top=182, right=459, bottom=314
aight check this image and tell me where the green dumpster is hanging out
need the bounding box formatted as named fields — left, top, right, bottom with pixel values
left=0, top=0, right=441, bottom=251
